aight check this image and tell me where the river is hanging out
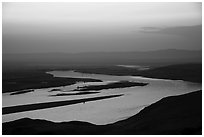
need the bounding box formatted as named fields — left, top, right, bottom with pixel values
left=2, top=70, right=201, bottom=125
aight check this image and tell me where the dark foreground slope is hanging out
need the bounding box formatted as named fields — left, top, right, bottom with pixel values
left=3, top=90, right=202, bottom=135
left=110, top=90, right=202, bottom=135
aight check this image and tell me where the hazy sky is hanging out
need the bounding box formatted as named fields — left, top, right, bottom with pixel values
left=3, top=2, right=202, bottom=53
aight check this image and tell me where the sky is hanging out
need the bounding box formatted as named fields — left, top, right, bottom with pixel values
left=2, top=2, right=202, bottom=53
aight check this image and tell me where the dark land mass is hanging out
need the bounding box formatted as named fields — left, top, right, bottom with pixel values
left=3, top=69, right=102, bottom=93
left=10, top=89, right=35, bottom=95
left=110, top=90, right=202, bottom=135
left=75, top=63, right=202, bottom=83
left=2, top=50, right=202, bottom=135
left=3, top=50, right=201, bottom=93
left=49, top=88, right=62, bottom=92
left=73, top=81, right=148, bottom=91
left=2, top=94, right=123, bottom=115
left=139, top=64, right=202, bottom=83
left=50, top=91, right=100, bottom=97
left=3, top=90, right=201, bottom=135
left=3, top=63, right=201, bottom=93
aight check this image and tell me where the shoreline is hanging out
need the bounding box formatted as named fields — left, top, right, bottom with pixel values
left=3, top=90, right=201, bottom=135
left=3, top=63, right=201, bottom=93
left=3, top=94, right=123, bottom=115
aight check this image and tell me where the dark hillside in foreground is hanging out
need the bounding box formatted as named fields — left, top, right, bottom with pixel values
left=110, top=90, right=202, bottom=134
left=3, top=90, right=202, bottom=135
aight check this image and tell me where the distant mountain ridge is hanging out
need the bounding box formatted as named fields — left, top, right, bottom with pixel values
left=3, top=49, right=201, bottom=66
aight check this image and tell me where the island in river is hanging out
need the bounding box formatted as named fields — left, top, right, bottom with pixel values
left=73, top=81, right=148, bottom=91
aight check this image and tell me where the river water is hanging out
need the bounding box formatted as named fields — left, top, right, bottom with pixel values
left=2, top=70, right=201, bottom=125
